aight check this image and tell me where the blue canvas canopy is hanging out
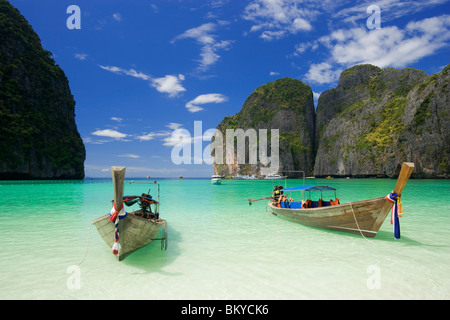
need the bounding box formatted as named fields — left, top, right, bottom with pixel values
left=282, top=185, right=337, bottom=192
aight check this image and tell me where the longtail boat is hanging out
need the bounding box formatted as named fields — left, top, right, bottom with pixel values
left=250, top=162, right=414, bottom=238
left=92, top=166, right=167, bottom=261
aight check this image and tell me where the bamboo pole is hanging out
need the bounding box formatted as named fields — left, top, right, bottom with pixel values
left=112, top=166, right=126, bottom=260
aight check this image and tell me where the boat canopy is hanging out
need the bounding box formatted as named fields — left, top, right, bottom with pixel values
left=282, top=185, right=337, bottom=192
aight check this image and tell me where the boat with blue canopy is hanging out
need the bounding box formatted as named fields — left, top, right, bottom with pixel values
left=249, top=162, right=415, bottom=239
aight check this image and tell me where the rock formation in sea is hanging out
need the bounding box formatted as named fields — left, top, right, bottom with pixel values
left=213, top=64, right=449, bottom=179
left=314, top=64, right=450, bottom=178
left=213, top=77, right=316, bottom=178
left=0, top=0, right=85, bottom=179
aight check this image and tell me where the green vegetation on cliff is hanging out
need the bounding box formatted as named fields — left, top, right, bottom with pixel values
left=215, top=64, right=449, bottom=179
left=315, top=64, right=450, bottom=178
left=215, top=77, right=316, bottom=177
left=0, top=0, right=85, bottom=179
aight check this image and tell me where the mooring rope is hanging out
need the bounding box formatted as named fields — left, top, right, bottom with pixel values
left=349, top=202, right=370, bottom=241
left=76, top=222, right=93, bottom=266
left=161, top=220, right=168, bottom=250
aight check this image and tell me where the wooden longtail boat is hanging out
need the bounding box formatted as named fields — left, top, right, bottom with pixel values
left=92, top=166, right=167, bottom=261
left=262, top=162, right=414, bottom=238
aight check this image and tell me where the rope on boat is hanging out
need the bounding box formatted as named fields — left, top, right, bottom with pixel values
left=76, top=222, right=93, bottom=266
left=349, top=202, right=369, bottom=241
left=161, top=220, right=168, bottom=251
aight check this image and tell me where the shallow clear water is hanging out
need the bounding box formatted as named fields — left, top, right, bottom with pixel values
left=0, top=177, right=449, bottom=299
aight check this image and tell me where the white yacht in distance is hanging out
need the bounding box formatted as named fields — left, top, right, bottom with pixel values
left=264, top=173, right=286, bottom=180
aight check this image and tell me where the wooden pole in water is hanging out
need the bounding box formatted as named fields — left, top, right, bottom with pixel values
left=112, top=166, right=126, bottom=260
left=373, top=162, right=414, bottom=232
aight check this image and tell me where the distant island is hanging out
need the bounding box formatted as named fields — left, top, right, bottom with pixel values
left=0, top=0, right=85, bottom=179
left=213, top=64, right=450, bottom=179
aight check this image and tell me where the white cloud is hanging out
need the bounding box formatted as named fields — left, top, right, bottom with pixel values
left=161, top=129, right=208, bottom=148
left=330, top=15, right=450, bottom=68
left=150, top=74, right=186, bottom=97
left=304, top=14, right=450, bottom=84
left=99, top=65, right=150, bottom=80
left=116, top=154, right=140, bottom=158
left=313, top=92, right=321, bottom=100
left=185, top=93, right=228, bottom=113
left=111, top=117, right=123, bottom=122
left=305, top=62, right=342, bottom=84
left=269, top=71, right=280, bottom=76
left=91, top=129, right=128, bottom=139
left=172, top=22, right=233, bottom=71
left=243, top=0, right=315, bottom=40
left=162, top=129, right=194, bottom=147
left=335, top=0, right=449, bottom=25
left=112, top=13, right=122, bottom=22
left=99, top=65, right=186, bottom=97
left=74, top=53, right=88, bottom=61
left=166, top=123, right=183, bottom=130
left=137, top=131, right=171, bottom=142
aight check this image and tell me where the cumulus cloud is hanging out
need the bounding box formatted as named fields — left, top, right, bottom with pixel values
left=305, top=62, right=342, bottom=84
left=91, top=129, right=128, bottom=139
left=243, top=0, right=315, bottom=40
left=150, top=74, right=186, bottom=97
left=185, top=93, right=228, bottom=112
left=304, top=14, right=450, bottom=84
left=335, top=0, right=449, bottom=25
left=323, top=16, right=450, bottom=68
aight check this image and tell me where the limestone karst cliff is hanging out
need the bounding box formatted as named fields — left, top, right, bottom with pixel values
left=213, top=64, right=449, bottom=178
left=0, top=0, right=85, bottom=179
left=213, top=77, right=315, bottom=178
left=314, top=64, right=449, bottom=178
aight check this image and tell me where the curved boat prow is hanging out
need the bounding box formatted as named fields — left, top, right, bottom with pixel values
left=372, top=162, right=415, bottom=233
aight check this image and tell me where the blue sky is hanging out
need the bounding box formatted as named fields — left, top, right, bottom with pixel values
left=9, top=0, right=450, bottom=177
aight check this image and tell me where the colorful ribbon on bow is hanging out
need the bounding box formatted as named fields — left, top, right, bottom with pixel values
left=385, top=192, right=403, bottom=239
left=109, top=202, right=127, bottom=255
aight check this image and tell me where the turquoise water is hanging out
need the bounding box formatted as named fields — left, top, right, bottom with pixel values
left=0, top=177, right=449, bottom=300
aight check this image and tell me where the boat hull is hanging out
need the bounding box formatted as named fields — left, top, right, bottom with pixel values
left=92, top=212, right=166, bottom=260
left=267, top=197, right=393, bottom=237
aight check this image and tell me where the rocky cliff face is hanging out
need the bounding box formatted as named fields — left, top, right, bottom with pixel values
left=314, top=64, right=450, bottom=178
left=0, top=0, right=85, bottom=179
left=214, top=64, right=449, bottom=179
left=213, top=77, right=315, bottom=178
